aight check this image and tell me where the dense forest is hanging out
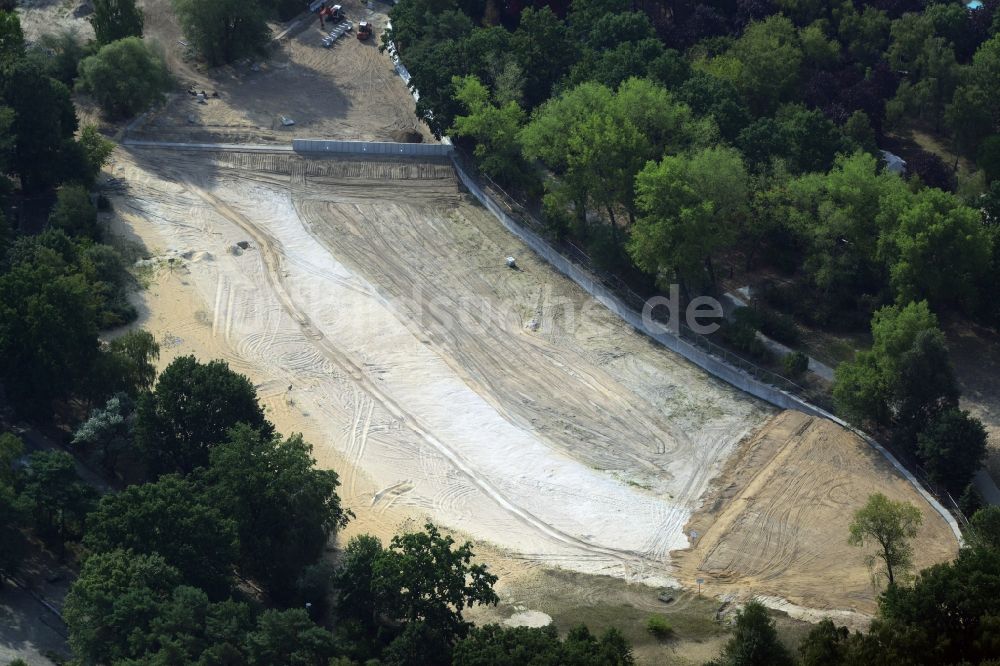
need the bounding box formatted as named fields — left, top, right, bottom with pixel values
left=388, top=0, right=1000, bottom=326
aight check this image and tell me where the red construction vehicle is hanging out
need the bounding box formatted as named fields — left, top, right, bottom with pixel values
left=357, top=21, right=373, bottom=40
left=318, top=3, right=345, bottom=28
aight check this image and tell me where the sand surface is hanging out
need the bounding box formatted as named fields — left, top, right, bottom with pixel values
left=111, top=147, right=772, bottom=585
left=103, top=146, right=960, bottom=620
left=674, top=410, right=959, bottom=619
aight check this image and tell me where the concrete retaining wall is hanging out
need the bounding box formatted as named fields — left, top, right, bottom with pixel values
left=293, top=139, right=452, bottom=156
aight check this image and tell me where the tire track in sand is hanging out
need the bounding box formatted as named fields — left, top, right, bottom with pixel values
left=177, top=174, right=658, bottom=571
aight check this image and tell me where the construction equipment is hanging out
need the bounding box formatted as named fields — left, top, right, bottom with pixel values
left=317, top=3, right=345, bottom=28
left=319, top=4, right=352, bottom=48
left=357, top=21, right=373, bottom=40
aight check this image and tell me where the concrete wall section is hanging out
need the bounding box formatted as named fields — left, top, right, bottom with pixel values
left=293, top=139, right=453, bottom=156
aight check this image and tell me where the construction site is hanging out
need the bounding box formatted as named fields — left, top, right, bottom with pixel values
left=16, top=0, right=962, bottom=652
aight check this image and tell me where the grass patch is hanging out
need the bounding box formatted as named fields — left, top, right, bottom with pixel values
left=647, top=614, right=674, bottom=639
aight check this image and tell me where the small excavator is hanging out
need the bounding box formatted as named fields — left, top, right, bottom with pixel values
left=357, top=21, right=373, bottom=40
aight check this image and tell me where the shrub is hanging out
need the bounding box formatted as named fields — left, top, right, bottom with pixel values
left=719, top=313, right=773, bottom=362
left=646, top=614, right=673, bottom=639
left=782, top=350, right=809, bottom=378
left=77, top=37, right=170, bottom=118
left=49, top=184, right=98, bottom=239
left=755, top=306, right=801, bottom=345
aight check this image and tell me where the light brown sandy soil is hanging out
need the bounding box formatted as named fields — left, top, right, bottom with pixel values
left=110, top=146, right=771, bottom=583
left=105, top=156, right=737, bottom=665
left=673, top=410, right=959, bottom=621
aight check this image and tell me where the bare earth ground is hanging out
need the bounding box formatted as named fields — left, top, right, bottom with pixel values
left=674, top=411, right=958, bottom=621
left=106, top=146, right=959, bottom=621
left=130, top=0, right=430, bottom=144
left=114, top=146, right=772, bottom=585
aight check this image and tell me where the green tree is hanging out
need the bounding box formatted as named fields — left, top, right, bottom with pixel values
left=244, top=608, right=339, bottom=666
left=20, top=450, right=96, bottom=556
left=799, top=21, right=840, bottom=68
left=105, top=329, right=160, bottom=396
left=49, top=184, right=98, bottom=239
left=876, top=544, right=1000, bottom=664
left=798, top=619, right=854, bottom=666
left=124, top=586, right=253, bottom=664
left=83, top=474, right=239, bottom=596
left=0, top=10, right=24, bottom=65
left=77, top=125, right=115, bottom=185
left=0, top=481, right=27, bottom=581
left=710, top=600, right=794, bottom=666
left=372, top=523, right=499, bottom=640
left=77, top=37, right=170, bottom=118
left=335, top=534, right=384, bottom=637
left=0, top=433, right=27, bottom=581
left=72, top=393, right=135, bottom=476
left=520, top=81, right=613, bottom=228
left=836, top=6, right=890, bottom=68
left=2, top=60, right=78, bottom=192
left=382, top=621, right=454, bottom=666
left=0, top=242, right=100, bottom=416
left=64, top=550, right=184, bottom=664
left=135, top=355, right=273, bottom=476
left=678, top=73, right=749, bottom=142
left=917, top=408, right=987, bottom=494
left=450, top=75, right=528, bottom=186
left=729, top=15, right=804, bottom=114
left=970, top=35, right=1000, bottom=123
left=29, top=28, right=87, bottom=86
left=509, top=7, right=578, bottom=109
left=946, top=85, right=994, bottom=158
left=979, top=135, right=1000, bottom=183
left=774, top=103, right=850, bottom=174
left=834, top=302, right=958, bottom=433
left=204, top=424, right=347, bottom=597
left=848, top=493, right=922, bottom=588
left=454, top=623, right=636, bottom=665
left=173, top=0, right=270, bottom=65
left=843, top=110, right=878, bottom=155
left=90, top=0, right=143, bottom=45
left=628, top=146, right=747, bottom=290
left=967, top=506, right=1000, bottom=552
left=336, top=525, right=499, bottom=649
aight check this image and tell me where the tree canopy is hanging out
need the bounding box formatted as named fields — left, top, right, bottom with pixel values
left=77, top=37, right=171, bottom=118
left=848, top=493, right=922, bottom=588
left=135, top=355, right=273, bottom=476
